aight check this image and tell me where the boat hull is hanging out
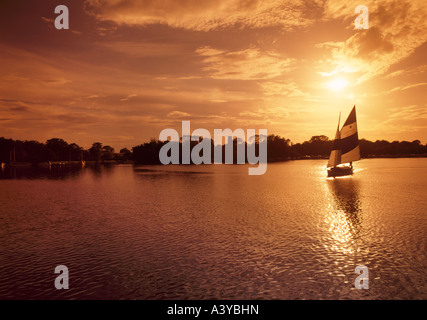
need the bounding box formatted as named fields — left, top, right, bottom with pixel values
left=327, top=166, right=353, bottom=177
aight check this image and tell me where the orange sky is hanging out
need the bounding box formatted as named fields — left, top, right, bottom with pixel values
left=0, top=0, right=426, bottom=151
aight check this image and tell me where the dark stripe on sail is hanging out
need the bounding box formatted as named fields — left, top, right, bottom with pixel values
left=332, top=132, right=359, bottom=154
left=332, top=139, right=341, bottom=150
left=340, top=132, right=359, bottom=154
left=343, top=106, right=356, bottom=126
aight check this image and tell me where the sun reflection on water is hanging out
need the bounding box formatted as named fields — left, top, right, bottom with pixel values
left=324, top=177, right=362, bottom=254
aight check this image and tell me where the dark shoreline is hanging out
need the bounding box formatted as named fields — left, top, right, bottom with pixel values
left=2, top=154, right=427, bottom=168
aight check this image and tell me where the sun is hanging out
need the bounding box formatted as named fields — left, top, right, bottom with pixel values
left=328, top=78, right=348, bottom=91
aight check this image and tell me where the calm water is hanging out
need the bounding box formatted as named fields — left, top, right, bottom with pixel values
left=0, top=159, right=426, bottom=300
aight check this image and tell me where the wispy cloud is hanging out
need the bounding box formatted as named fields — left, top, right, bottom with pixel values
left=259, top=81, right=306, bottom=97
left=382, top=82, right=427, bottom=95
left=196, top=46, right=294, bottom=80
left=84, top=0, right=313, bottom=31
left=120, top=94, right=138, bottom=102
left=388, top=105, right=427, bottom=121
left=167, top=111, right=191, bottom=118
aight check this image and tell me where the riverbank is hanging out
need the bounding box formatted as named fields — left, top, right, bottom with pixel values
left=1, top=160, right=135, bottom=168
left=2, top=154, right=427, bottom=168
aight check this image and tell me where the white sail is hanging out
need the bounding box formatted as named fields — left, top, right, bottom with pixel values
left=341, top=145, right=360, bottom=163
left=327, top=113, right=341, bottom=168
left=327, top=150, right=341, bottom=168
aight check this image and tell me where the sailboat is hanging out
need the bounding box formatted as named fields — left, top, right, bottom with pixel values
left=327, top=105, right=360, bottom=177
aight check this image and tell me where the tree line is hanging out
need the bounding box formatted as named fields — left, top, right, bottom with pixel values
left=131, top=135, right=427, bottom=164
left=1, top=135, right=426, bottom=165
left=0, top=137, right=131, bottom=164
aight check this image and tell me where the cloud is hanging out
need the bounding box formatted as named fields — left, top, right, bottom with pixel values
left=8, top=106, right=29, bottom=112
left=84, top=0, right=312, bottom=31
left=388, top=105, right=427, bottom=121
left=318, top=0, right=427, bottom=83
left=386, top=106, right=427, bottom=126
left=100, top=41, right=189, bottom=58
left=383, top=69, right=405, bottom=79
left=41, top=17, right=54, bottom=24
left=42, top=78, right=72, bottom=86
left=120, top=94, right=138, bottom=102
left=383, top=65, right=427, bottom=80
left=0, top=98, right=39, bottom=106
left=85, top=94, right=100, bottom=99
left=379, top=105, right=427, bottom=138
left=382, top=82, right=427, bottom=95
left=259, top=81, right=306, bottom=97
left=239, top=106, right=290, bottom=125
left=167, top=111, right=191, bottom=118
left=1, top=74, right=29, bottom=82
left=196, top=46, right=294, bottom=80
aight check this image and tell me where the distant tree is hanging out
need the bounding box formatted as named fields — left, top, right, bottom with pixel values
left=119, top=148, right=132, bottom=161
left=267, top=134, right=293, bottom=161
left=0, top=137, right=15, bottom=163
left=46, top=138, right=69, bottom=161
left=69, top=143, right=83, bottom=161
left=24, top=140, right=47, bottom=164
left=373, top=140, right=391, bottom=155
left=89, top=142, right=103, bottom=162
left=309, top=135, right=329, bottom=143
left=101, top=145, right=115, bottom=160
left=359, top=139, right=375, bottom=157
left=304, top=135, right=331, bottom=156
left=132, top=139, right=166, bottom=164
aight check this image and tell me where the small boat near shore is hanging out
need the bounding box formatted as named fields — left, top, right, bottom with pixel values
left=46, top=160, right=86, bottom=167
left=5, top=160, right=86, bottom=168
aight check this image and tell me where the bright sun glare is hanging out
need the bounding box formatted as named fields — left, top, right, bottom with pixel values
left=328, top=78, right=348, bottom=91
